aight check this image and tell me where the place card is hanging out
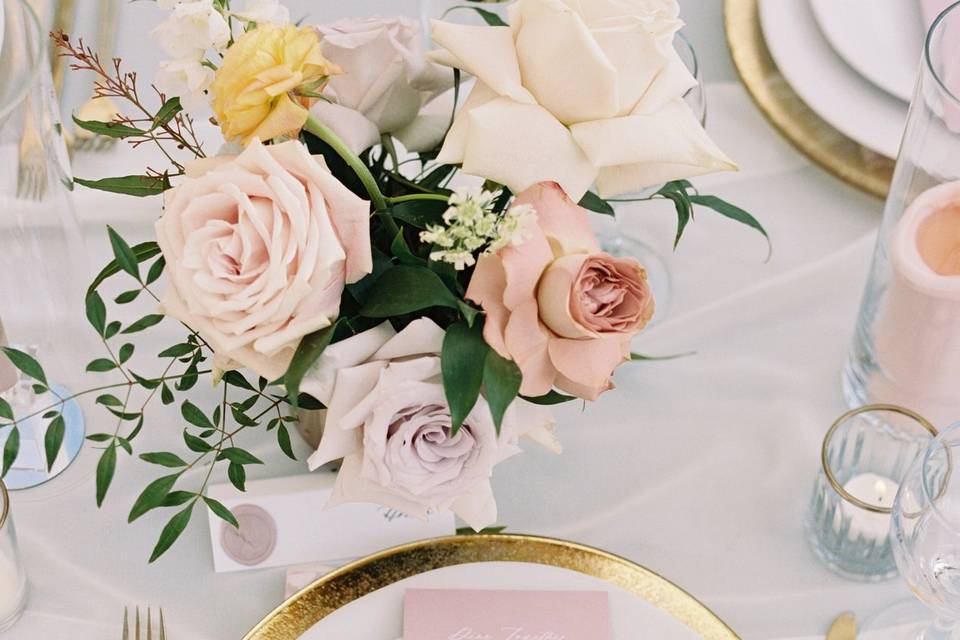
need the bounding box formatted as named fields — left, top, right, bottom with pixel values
left=403, top=589, right=611, bottom=640
left=205, top=473, right=455, bottom=573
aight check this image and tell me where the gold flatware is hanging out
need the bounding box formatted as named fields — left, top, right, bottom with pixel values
left=122, top=607, right=166, bottom=640
left=826, top=612, right=857, bottom=640
left=74, top=0, right=119, bottom=153
left=16, top=110, right=47, bottom=201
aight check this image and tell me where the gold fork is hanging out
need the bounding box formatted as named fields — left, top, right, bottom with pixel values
left=74, top=0, right=119, bottom=153
left=122, top=607, right=166, bottom=640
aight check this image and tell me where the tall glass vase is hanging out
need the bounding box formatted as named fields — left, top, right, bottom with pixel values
left=0, top=0, right=87, bottom=490
left=844, top=1, right=960, bottom=428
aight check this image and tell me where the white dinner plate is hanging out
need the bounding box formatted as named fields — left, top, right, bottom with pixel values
left=759, top=0, right=908, bottom=159
left=809, top=0, right=925, bottom=103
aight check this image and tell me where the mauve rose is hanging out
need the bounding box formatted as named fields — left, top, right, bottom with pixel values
left=156, top=139, right=371, bottom=380
left=466, top=182, right=654, bottom=401
left=303, top=318, right=559, bottom=530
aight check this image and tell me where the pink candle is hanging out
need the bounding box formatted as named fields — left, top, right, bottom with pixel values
left=871, top=181, right=960, bottom=426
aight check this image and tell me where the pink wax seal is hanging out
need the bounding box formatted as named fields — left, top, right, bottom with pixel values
left=220, top=504, right=277, bottom=566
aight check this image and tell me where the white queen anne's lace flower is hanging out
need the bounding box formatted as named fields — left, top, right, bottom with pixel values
left=151, top=0, right=230, bottom=59
left=419, top=188, right=536, bottom=270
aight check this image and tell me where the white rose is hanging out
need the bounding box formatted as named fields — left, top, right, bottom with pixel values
left=155, top=58, right=214, bottom=116
left=309, top=16, right=455, bottom=154
left=156, top=139, right=372, bottom=380
left=427, top=0, right=736, bottom=199
left=303, top=318, right=560, bottom=531
left=230, top=0, right=289, bottom=26
left=151, top=0, right=230, bottom=59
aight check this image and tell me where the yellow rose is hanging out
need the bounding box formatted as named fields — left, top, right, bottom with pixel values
left=210, top=25, right=340, bottom=143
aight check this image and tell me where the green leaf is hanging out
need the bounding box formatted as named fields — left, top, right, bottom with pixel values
left=87, top=242, right=161, bottom=295
left=95, top=394, right=123, bottom=406
left=390, top=230, right=426, bottom=266
left=578, top=191, right=615, bottom=216
left=688, top=194, right=772, bottom=259
left=223, top=370, right=254, bottom=391
left=630, top=351, right=696, bottom=361
left=44, top=415, right=65, bottom=471
left=277, top=423, right=296, bottom=460
left=1, top=347, right=47, bottom=384
left=129, top=473, right=180, bottom=522
left=149, top=503, right=194, bottom=563
left=118, top=343, right=134, bottom=364
left=390, top=200, right=447, bottom=229
left=158, top=343, right=195, bottom=358
left=151, top=97, right=182, bottom=130
left=181, top=400, right=214, bottom=430
left=75, top=174, right=171, bottom=198
left=521, top=390, right=576, bottom=405
left=162, top=491, right=195, bottom=507
left=284, top=321, right=338, bottom=409
left=118, top=435, right=133, bottom=455
left=203, top=496, right=239, bottom=529
left=86, top=433, right=114, bottom=442
left=418, top=163, right=458, bottom=190
left=139, top=451, right=188, bottom=468
left=183, top=431, right=212, bottom=453
left=219, top=447, right=263, bottom=465
left=227, top=461, right=246, bottom=491
left=441, top=4, right=508, bottom=26
left=126, top=416, right=144, bottom=441
left=456, top=525, right=507, bottom=535
left=441, top=321, right=490, bottom=433
left=114, top=289, right=141, bottom=304
left=85, top=291, right=107, bottom=336
left=145, top=256, right=166, bottom=285
left=121, top=314, right=164, bottom=334
left=482, top=351, right=521, bottom=434
left=657, top=186, right=692, bottom=248
left=0, top=398, right=13, bottom=421
left=72, top=115, right=145, bottom=139
left=2, top=427, right=19, bottom=477
left=105, top=321, right=122, bottom=339
left=160, top=383, right=174, bottom=405
left=131, top=372, right=161, bottom=389
left=86, top=358, right=117, bottom=373
left=359, top=265, right=459, bottom=318
left=107, top=226, right=142, bottom=280
left=96, top=445, right=117, bottom=506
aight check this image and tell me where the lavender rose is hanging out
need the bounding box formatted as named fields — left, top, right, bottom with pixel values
left=302, top=318, right=560, bottom=530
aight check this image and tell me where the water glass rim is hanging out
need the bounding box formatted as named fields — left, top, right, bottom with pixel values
left=920, top=421, right=960, bottom=534
left=924, top=0, right=960, bottom=108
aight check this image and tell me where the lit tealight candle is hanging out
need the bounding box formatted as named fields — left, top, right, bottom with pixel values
left=840, top=473, right=900, bottom=542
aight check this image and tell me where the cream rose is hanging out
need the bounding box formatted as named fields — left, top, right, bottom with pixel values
left=467, top=182, right=654, bottom=400
left=303, top=318, right=560, bottom=530
left=427, top=0, right=736, bottom=199
left=156, top=139, right=372, bottom=380
left=310, top=16, right=455, bottom=154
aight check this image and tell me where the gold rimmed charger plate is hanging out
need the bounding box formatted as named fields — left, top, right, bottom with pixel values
left=243, top=534, right=741, bottom=640
left=724, top=0, right=895, bottom=199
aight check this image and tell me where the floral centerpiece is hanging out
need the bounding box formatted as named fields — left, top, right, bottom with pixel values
left=0, top=0, right=766, bottom=560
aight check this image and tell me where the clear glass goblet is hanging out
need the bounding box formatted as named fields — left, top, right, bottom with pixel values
left=890, top=421, right=960, bottom=639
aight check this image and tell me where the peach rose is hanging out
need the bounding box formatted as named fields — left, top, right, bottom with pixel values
left=156, top=139, right=371, bottom=380
left=466, top=182, right=654, bottom=400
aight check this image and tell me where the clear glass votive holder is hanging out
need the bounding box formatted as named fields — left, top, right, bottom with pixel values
left=805, top=404, right=937, bottom=582
left=0, top=479, right=27, bottom=630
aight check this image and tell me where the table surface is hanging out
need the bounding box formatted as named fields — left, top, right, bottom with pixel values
left=6, top=2, right=914, bottom=639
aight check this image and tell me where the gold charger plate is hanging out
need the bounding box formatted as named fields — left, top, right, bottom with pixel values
left=243, top=534, right=740, bottom=640
left=724, top=0, right=895, bottom=199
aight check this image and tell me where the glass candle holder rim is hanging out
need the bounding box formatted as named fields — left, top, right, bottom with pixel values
left=822, top=403, right=938, bottom=514
left=925, top=0, right=960, bottom=108
left=0, top=0, right=45, bottom=123
left=917, top=421, right=960, bottom=534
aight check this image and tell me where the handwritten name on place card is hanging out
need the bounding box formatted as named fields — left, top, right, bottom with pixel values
left=403, top=589, right=610, bottom=640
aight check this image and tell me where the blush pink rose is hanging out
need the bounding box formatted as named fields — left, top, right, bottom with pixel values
left=156, top=139, right=371, bottom=380
left=466, top=182, right=654, bottom=401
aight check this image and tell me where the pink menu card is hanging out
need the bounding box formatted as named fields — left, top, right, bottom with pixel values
left=403, top=589, right=611, bottom=640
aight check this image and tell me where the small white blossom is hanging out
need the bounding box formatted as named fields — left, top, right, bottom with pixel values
left=419, top=187, right=537, bottom=270
left=152, top=0, right=231, bottom=59
left=230, top=0, right=289, bottom=25
left=155, top=58, right=215, bottom=116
